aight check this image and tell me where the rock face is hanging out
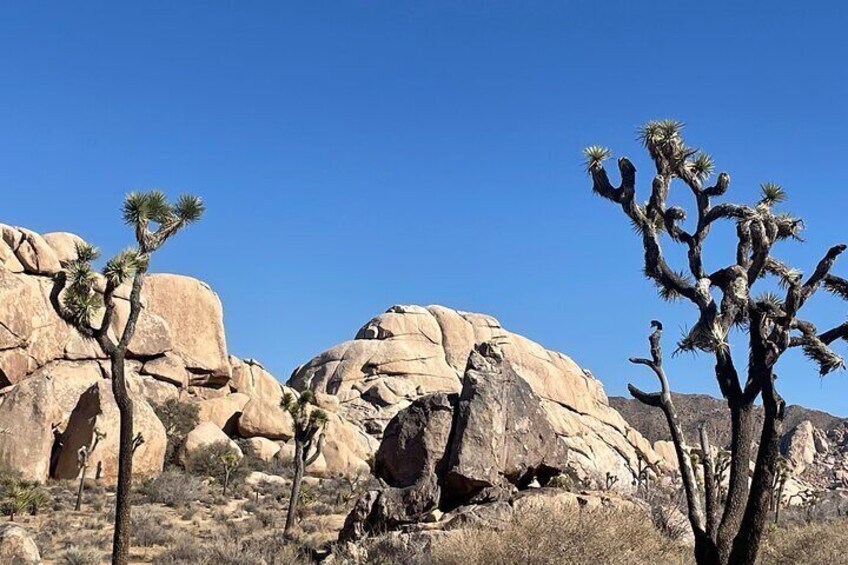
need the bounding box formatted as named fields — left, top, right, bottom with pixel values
left=0, top=224, right=659, bottom=491
left=0, top=523, right=41, bottom=564
left=781, top=420, right=817, bottom=474
left=292, top=304, right=658, bottom=487
left=340, top=343, right=571, bottom=540
left=180, top=422, right=243, bottom=464
left=54, top=381, right=167, bottom=482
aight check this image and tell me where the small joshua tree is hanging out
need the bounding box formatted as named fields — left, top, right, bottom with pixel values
left=50, top=191, right=204, bottom=565
left=586, top=121, right=848, bottom=564
left=282, top=390, right=327, bottom=536
left=771, top=456, right=790, bottom=524
left=75, top=427, right=106, bottom=511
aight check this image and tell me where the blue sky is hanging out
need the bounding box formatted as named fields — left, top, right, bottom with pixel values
left=2, top=2, right=847, bottom=415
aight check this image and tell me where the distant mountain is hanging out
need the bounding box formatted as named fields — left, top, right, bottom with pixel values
left=609, top=393, right=845, bottom=448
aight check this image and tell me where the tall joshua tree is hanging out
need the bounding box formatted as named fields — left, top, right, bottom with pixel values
left=584, top=121, right=847, bottom=565
left=282, top=390, right=327, bottom=536
left=51, top=191, right=204, bottom=565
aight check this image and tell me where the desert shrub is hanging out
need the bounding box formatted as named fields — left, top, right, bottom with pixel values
left=634, top=481, right=691, bottom=543
left=758, top=518, right=848, bottom=565
left=185, top=441, right=246, bottom=494
left=140, top=468, right=206, bottom=507
left=132, top=508, right=174, bottom=547
left=0, top=476, right=50, bottom=520
left=153, top=399, right=200, bottom=466
left=61, top=546, right=103, bottom=565
left=428, top=502, right=690, bottom=565
left=154, top=530, right=309, bottom=565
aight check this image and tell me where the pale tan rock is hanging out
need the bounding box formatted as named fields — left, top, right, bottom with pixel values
left=0, top=376, right=62, bottom=482
left=781, top=420, right=817, bottom=474
left=0, top=523, right=41, bottom=564
left=0, top=239, right=24, bottom=273
left=1, top=225, right=61, bottom=275
left=245, top=471, right=287, bottom=488
left=245, top=437, right=281, bottom=462
left=141, top=353, right=188, bottom=387
left=196, top=393, right=250, bottom=433
left=54, top=380, right=167, bottom=483
left=230, top=357, right=283, bottom=404
left=179, top=421, right=243, bottom=465
left=653, top=440, right=680, bottom=471
left=129, top=374, right=180, bottom=405
left=237, top=398, right=294, bottom=440
left=291, top=304, right=659, bottom=485
left=143, top=274, right=229, bottom=379
left=42, top=231, right=87, bottom=264
left=317, top=412, right=377, bottom=478
left=109, top=298, right=174, bottom=358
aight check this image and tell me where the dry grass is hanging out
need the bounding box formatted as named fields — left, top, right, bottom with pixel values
left=428, top=504, right=693, bottom=565
left=758, top=518, right=848, bottom=565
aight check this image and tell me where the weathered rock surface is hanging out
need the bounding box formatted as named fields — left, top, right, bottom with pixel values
left=237, top=398, right=294, bottom=440
left=781, top=420, right=817, bottom=474
left=180, top=421, right=243, bottom=464
left=0, top=523, right=41, bottom=564
left=54, top=381, right=167, bottom=483
left=291, top=304, right=659, bottom=486
left=245, top=437, right=281, bottom=462
left=341, top=343, right=572, bottom=540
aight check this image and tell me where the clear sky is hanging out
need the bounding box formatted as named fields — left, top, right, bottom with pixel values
left=2, top=2, right=847, bottom=416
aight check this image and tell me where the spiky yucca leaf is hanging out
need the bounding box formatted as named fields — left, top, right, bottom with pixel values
left=74, top=242, right=100, bottom=263
left=582, top=146, right=611, bottom=173
left=764, top=257, right=802, bottom=289
left=102, top=249, right=141, bottom=286
left=637, top=119, right=684, bottom=149
left=122, top=191, right=174, bottom=226
left=175, top=194, right=205, bottom=224
left=759, top=183, right=787, bottom=207
left=309, top=409, right=328, bottom=426
left=801, top=340, right=845, bottom=376
left=824, top=275, right=848, bottom=300
left=755, top=292, right=785, bottom=314
left=690, top=152, right=714, bottom=182
left=62, top=287, right=102, bottom=326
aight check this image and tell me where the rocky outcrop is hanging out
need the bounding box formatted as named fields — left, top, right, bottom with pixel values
left=340, top=343, right=571, bottom=540
left=0, top=225, right=659, bottom=490
left=0, top=523, right=41, bottom=564
left=54, top=381, right=167, bottom=482
left=292, top=304, right=659, bottom=487
left=781, top=420, right=817, bottom=475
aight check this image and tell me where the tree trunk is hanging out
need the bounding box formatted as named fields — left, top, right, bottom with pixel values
left=75, top=464, right=87, bottom=511
left=111, top=352, right=135, bottom=565
left=285, top=441, right=304, bottom=536
left=717, top=402, right=756, bottom=562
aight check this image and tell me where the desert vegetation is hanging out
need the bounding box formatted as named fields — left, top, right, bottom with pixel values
left=585, top=120, right=848, bottom=564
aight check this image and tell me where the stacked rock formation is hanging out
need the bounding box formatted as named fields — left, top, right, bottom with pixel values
left=0, top=223, right=658, bottom=493
left=0, top=224, right=374, bottom=483
left=291, top=304, right=660, bottom=486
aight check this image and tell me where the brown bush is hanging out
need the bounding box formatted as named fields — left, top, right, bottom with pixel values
left=429, top=503, right=691, bottom=565
left=758, top=518, right=848, bottom=565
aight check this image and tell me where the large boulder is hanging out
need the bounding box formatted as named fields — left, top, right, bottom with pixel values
left=443, top=343, right=569, bottom=504
left=341, top=343, right=572, bottom=541
left=375, top=392, right=456, bottom=487
left=54, top=381, right=167, bottom=483
left=195, top=393, right=250, bottom=434
left=1, top=224, right=61, bottom=275
left=0, top=523, right=41, bottom=564
left=142, top=274, right=230, bottom=382
left=781, top=420, right=817, bottom=474
left=179, top=422, right=243, bottom=464
left=237, top=398, right=294, bottom=440
left=291, top=305, right=659, bottom=486
left=230, top=357, right=284, bottom=404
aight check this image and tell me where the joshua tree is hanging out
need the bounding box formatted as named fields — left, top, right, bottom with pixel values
left=282, top=390, right=327, bottom=536
left=75, top=427, right=106, bottom=511
left=585, top=121, right=847, bottom=564
left=771, top=456, right=790, bottom=524
left=1, top=478, right=47, bottom=521
left=50, top=191, right=204, bottom=565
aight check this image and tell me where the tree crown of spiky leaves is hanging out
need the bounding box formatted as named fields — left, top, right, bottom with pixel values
left=58, top=190, right=204, bottom=340
left=281, top=389, right=329, bottom=434
left=584, top=120, right=847, bottom=376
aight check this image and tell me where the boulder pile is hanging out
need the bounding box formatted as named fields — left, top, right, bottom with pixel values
left=0, top=223, right=658, bottom=496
